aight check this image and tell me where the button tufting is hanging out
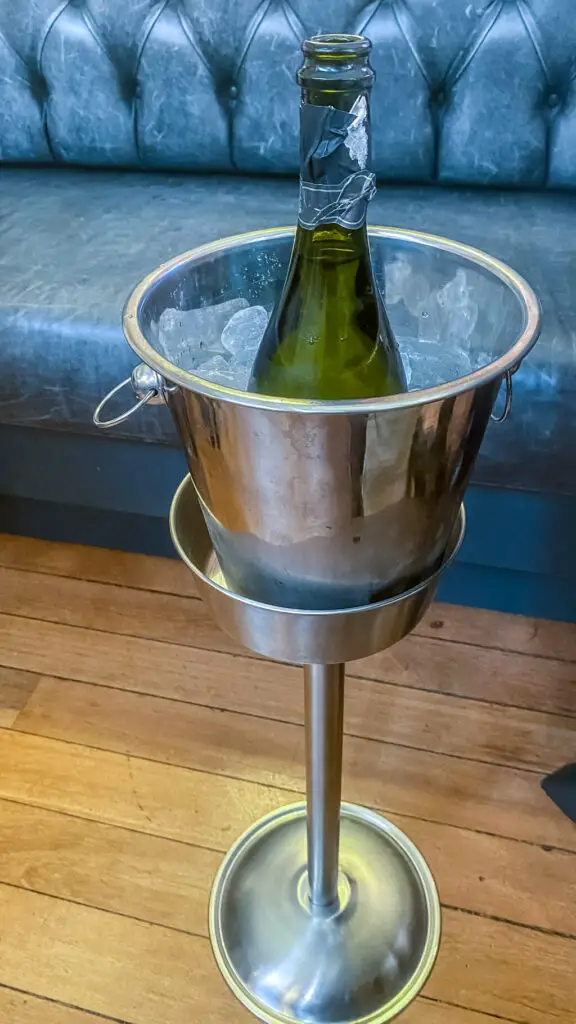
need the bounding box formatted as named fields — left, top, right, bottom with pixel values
left=28, top=68, right=49, bottom=106
left=0, top=0, right=574, bottom=183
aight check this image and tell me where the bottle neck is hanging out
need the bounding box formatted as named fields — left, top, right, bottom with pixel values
left=298, top=86, right=375, bottom=234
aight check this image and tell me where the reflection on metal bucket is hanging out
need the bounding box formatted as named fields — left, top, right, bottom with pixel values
left=169, top=389, right=488, bottom=609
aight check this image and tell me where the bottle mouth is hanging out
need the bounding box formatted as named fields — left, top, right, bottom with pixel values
left=302, top=34, right=371, bottom=58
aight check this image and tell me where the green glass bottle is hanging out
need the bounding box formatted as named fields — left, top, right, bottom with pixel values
left=250, top=33, right=406, bottom=400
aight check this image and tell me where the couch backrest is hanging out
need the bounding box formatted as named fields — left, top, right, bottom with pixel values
left=0, top=0, right=574, bottom=187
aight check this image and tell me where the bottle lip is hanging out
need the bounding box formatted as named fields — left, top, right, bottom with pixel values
left=302, top=34, right=371, bottom=58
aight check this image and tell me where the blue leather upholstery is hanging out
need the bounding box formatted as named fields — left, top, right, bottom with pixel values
left=0, top=2, right=574, bottom=619
left=0, top=167, right=573, bottom=497
left=0, top=1, right=574, bottom=509
left=1, top=0, right=576, bottom=186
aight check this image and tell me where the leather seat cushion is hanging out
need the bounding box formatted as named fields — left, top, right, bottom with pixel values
left=0, top=168, right=572, bottom=495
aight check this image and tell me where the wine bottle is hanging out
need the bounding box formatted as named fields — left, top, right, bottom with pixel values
left=250, top=33, right=406, bottom=400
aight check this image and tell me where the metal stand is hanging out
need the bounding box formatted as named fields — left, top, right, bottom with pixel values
left=305, top=663, right=344, bottom=909
left=169, top=478, right=465, bottom=1024
left=209, top=667, right=441, bottom=1024
left=97, top=222, right=540, bottom=1024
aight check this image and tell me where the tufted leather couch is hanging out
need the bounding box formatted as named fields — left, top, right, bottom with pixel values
left=0, top=0, right=574, bottom=617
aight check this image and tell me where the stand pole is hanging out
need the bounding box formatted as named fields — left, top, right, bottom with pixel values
left=304, top=663, right=345, bottom=907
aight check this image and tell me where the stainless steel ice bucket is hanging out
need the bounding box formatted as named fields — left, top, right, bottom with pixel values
left=97, top=227, right=540, bottom=610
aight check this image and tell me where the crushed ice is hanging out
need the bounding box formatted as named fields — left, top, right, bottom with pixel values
left=385, top=258, right=481, bottom=388
left=155, top=263, right=494, bottom=392
left=156, top=299, right=268, bottom=390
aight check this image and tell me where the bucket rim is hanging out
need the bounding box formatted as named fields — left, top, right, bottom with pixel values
left=123, top=225, right=541, bottom=414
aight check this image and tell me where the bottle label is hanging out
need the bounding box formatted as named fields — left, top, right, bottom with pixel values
left=298, top=97, right=377, bottom=230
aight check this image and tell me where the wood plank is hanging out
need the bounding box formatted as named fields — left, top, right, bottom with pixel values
left=14, top=682, right=576, bottom=935
left=15, top=678, right=303, bottom=793
left=8, top=683, right=576, bottom=859
left=7, top=622, right=576, bottom=780
left=0, top=799, right=220, bottom=934
left=0, top=884, right=572, bottom=1024
left=1, top=782, right=573, bottom=947
left=0, top=667, right=39, bottom=729
left=0, top=608, right=573, bottom=743
left=3, top=723, right=576, bottom=893
left=0, top=533, right=196, bottom=596
left=2, top=532, right=575, bottom=663
left=355, top=634, right=576, bottom=717
left=0, top=884, right=248, bottom=1024
left=10, top=694, right=571, bottom=859
left=1, top=535, right=572, bottom=1024
left=0, top=986, right=119, bottom=1024
left=0, top=988, right=511, bottom=1024
left=429, top=909, right=575, bottom=1023
left=2, top=565, right=569, bottom=716
left=1, top=564, right=575, bottom=718
left=406, top=815, right=576, bottom=939
left=0, top=566, right=224, bottom=656
left=16, top=671, right=575, bottom=829
left=0, top=611, right=264, bottom=706
left=345, top=674, right=576, bottom=774
left=2, top=568, right=576, bottom=720
left=417, top=602, right=576, bottom=662
left=352, top=1004, right=511, bottom=1024
left=0, top=729, right=283, bottom=850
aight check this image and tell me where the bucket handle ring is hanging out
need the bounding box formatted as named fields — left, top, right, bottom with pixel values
left=93, top=364, right=165, bottom=429
left=95, top=363, right=515, bottom=428
left=490, top=370, right=513, bottom=424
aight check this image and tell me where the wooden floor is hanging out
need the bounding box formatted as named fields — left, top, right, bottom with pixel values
left=0, top=534, right=574, bottom=1024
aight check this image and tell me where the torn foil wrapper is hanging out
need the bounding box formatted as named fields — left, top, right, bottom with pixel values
left=298, top=99, right=376, bottom=230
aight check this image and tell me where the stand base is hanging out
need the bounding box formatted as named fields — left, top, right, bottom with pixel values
left=209, top=803, right=441, bottom=1024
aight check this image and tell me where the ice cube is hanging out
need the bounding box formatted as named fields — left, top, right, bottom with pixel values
left=383, top=257, right=432, bottom=316
left=436, top=269, right=478, bottom=343
left=383, top=257, right=411, bottom=305
left=401, top=271, right=431, bottom=317
left=198, top=354, right=232, bottom=377
left=195, top=354, right=238, bottom=387
left=395, top=268, right=482, bottom=387
left=195, top=352, right=253, bottom=391
left=415, top=291, right=444, bottom=344
left=221, top=305, right=269, bottom=356
left=398, top=337, right=474, bottom=389
left=156, top=297, right=249, bottom=370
